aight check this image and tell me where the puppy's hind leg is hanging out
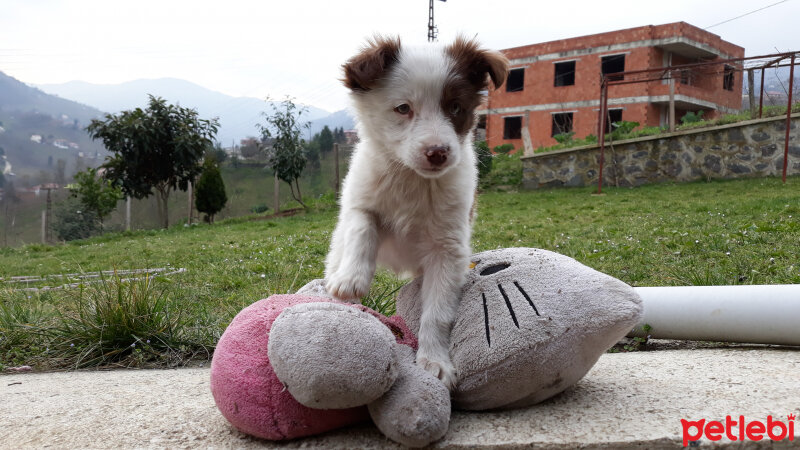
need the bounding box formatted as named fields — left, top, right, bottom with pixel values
left=415, top=247, right=467, bottom=390
left=325, top=209, right=379, bottom=301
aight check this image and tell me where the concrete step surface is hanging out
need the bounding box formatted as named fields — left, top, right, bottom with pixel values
left=2, top=348, right=799, bottom=448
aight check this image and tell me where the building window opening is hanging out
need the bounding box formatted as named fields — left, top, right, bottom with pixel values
left=476, top=115, right=487, bottom=141
left=601, top=55, right=625, bottom=81
left=723, top=65, right=735, bottom=91
left=506, top=68, right=525, bottom=92
left=551, top=112, right=573, bottom=137
left=503, top=116, right=522, bottom=139
left=604, top=109, right=623, bottom=134
left=554, top=61, right=576, bottom=87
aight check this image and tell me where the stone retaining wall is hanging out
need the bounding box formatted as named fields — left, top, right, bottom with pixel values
left=521, top=113, right=799, bottom=189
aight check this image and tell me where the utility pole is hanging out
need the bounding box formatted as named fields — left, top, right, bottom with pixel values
left=428, top=0, right=446, bottom=42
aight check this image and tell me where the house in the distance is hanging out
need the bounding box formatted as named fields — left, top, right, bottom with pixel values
left=482, top=22, right=744, bottom=152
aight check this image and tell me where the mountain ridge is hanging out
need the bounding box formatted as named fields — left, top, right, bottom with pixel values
left=36, top=78, right=354, bottom=144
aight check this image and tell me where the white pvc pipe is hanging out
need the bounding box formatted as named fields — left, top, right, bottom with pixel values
left=628, top=285, right=800, bottom=346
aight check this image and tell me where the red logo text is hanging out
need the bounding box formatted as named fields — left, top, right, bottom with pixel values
left=681, top=414, right=795, bottom=446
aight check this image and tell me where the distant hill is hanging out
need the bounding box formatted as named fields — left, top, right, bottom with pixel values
left=37, top=78, right=336, bottom=145
left=308, top=109, right=355, bottom=137
left=0, top=71, right=108, bottom=180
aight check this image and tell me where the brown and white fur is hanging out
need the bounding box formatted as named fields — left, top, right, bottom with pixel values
left=325, top=36, right=508, bottom=388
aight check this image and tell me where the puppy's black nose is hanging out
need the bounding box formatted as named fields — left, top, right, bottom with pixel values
left=425, top=145, right=449, bottom=166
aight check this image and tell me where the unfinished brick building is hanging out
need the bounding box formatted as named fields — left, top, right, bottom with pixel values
left=482, top=22, right=745, bottom=152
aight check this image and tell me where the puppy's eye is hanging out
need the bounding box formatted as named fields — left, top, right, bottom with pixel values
left=394, top=103, right=411, bottom=115
left=449, top=103, right=462, bottom=115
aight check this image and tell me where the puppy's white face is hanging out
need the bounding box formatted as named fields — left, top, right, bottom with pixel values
left=343, top=37, right=508, bottom=178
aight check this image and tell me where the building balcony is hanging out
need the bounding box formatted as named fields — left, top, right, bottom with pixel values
left=656, top=36, right=724, bottom=59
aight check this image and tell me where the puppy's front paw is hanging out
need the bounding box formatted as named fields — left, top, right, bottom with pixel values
left=417, top=353, right=457, bottom=391
left=325, top=270, right=371, bottom=302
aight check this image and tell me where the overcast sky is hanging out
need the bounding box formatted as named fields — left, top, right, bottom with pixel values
left=1, top=0, right=797, bottom=112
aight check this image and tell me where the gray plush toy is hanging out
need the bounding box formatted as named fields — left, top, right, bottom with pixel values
left=397, top=247, right=644, bottom=410
left=268, top=301, right=451, bottom=448
left=268, top=248, right=643, bottom=446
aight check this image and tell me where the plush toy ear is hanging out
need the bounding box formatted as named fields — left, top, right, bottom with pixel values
left=446, top=36, right=509, bottom=90
left=342, top=35, right=401, bottom=91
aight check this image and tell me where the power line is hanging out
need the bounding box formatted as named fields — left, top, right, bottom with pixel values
left=705, top=0, right=791, bottom=29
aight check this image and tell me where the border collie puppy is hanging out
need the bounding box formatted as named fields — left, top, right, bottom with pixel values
left=325, top=36, right=508, bottom=388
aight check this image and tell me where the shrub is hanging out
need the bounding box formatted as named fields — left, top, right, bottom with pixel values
left=195, top=160, right=228, bottom=223
left=492, top=143, right=515, bottom=154
left=553, top=131, right=575, bottom=144
left=610, top=121, right=639, bottom=140
left=480, top=152, right=522, bottom=189
left=52, top=197, right=100, bottom=241
left=680, top=110, right=705, bottom=125
left=250, top=204, right=270, bottom=214
left=71, top=167, right=123, bottom=229
left=474, top=140, right=493, bottom=179
left=631, top=126, right=665, bottom=138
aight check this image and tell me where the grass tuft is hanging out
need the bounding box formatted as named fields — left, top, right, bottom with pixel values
left=48, top=272, right=208, bottom=369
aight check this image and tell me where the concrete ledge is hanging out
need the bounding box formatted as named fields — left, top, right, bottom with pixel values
left=2, top=348, right=799, bottom=448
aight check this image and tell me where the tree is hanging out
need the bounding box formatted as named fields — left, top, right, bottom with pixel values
left=87, top=95, right=218, bottom=228
left=205, top=142, right=228, bottom=164
left=319, top=125, right=334, bottom=153
left=304, top=133, right=321, bottom=170
left=71, top=167, right=124, bottom=230
left=257, top=97, right=309, bottom=208
left=195, top=159, right=227, bottom=223
left=239, top=137, right=261, bottom=159
left=334, top=127, right=346, bottom=144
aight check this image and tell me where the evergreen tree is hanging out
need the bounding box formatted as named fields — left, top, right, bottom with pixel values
left=319, top=125, right=334, bottom=153
left=195, top=160, right=228, bottom=223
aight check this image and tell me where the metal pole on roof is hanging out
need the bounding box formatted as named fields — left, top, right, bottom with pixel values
left=782, top=53, right=795, bottom=184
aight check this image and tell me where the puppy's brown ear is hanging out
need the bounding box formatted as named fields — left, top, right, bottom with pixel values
left=342, top=36, right=401, bottom=91
left=447, top=36, right=510, bottom=90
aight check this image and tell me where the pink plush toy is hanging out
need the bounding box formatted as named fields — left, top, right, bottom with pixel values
left=211, top=248, right=643, bottom=445
left=209, top=294, right=417, bottom=441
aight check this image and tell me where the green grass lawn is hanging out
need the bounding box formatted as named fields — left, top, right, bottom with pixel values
left=2, top=176, right=799, bottom=370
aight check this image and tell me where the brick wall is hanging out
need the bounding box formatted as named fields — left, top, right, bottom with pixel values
left=485, top=22, right=745, bottom=152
